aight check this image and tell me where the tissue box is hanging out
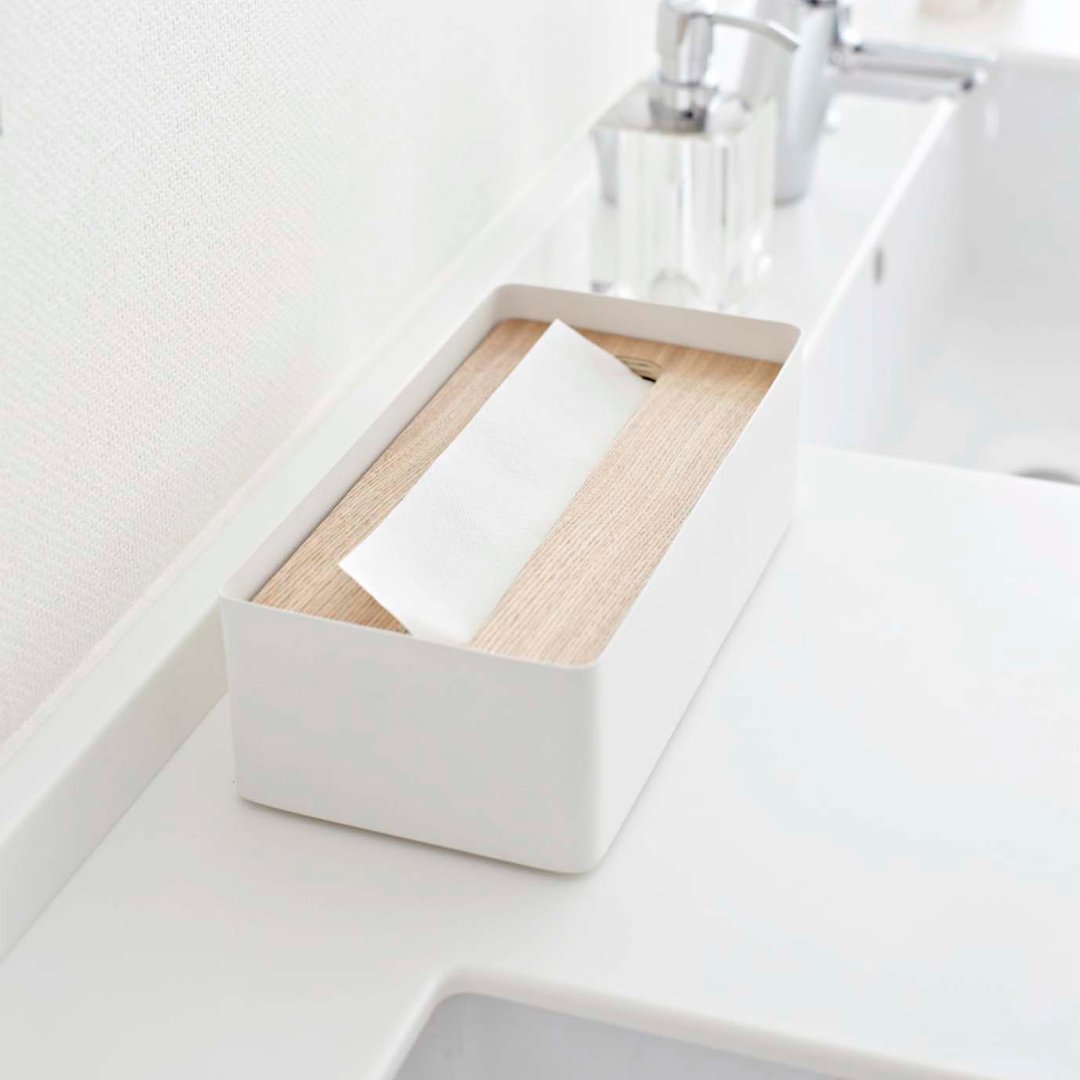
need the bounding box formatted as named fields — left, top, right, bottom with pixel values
left=222, top=286, right=800, bottom=872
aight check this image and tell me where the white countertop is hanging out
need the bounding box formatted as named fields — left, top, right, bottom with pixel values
left=1, top=448, right=1077, bottom=1080
left=2, top=4, right=1079, bottom=1078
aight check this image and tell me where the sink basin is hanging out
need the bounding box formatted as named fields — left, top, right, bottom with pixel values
left=394, top=995, right=825, bottom=1080
left=804, top=57, right=1080, bottom=483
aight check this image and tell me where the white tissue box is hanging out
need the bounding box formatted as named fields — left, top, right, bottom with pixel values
left=222, top=286, right=800, bottom=872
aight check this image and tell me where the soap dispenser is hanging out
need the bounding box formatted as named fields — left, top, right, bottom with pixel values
left=591, top=0, right=798, bottom=310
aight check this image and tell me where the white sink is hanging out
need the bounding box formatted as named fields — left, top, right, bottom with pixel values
left=394, top=995, right=824, bottom=1080
left=804, top=57, right=1080, bottom=483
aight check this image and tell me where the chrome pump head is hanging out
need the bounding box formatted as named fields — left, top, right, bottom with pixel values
left=651, top=0, right=800, bottom=129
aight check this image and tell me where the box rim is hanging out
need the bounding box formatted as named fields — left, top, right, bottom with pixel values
left=221, top=285, right=802, bottom=673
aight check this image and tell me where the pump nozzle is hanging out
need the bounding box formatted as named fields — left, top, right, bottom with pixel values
left=653, top=0, right=800, bottom=126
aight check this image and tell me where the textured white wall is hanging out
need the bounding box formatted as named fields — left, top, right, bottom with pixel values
left=0, top=0, right=654, bottom=755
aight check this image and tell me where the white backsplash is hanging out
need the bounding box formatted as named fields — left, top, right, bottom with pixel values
left=0, top=0, right=655, bottom=757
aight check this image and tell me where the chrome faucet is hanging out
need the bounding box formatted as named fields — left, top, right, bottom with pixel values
left=748, top=0, right=995, bottom=201
left=594, top=0, right=995, bottom=231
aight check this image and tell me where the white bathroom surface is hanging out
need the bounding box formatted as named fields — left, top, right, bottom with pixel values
left=1, top=447, right=1077, bottom=1080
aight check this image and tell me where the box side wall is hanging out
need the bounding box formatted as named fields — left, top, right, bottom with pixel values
left=592, top=351, right=801, bottom=847
left=222, top=598, right=604, bottom=872
left=223, top=286, right=802, bottom=872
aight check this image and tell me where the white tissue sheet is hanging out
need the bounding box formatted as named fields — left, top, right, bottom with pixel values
left=339, top=319, right=649, bottom=644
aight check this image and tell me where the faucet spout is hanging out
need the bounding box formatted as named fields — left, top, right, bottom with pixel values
left=836, top=33, right=995, bottom=98
left=761, top=0, right=996, bottom=203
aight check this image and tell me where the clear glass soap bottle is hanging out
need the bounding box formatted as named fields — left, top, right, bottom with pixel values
left=591, top=2, right=798, bottom=310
